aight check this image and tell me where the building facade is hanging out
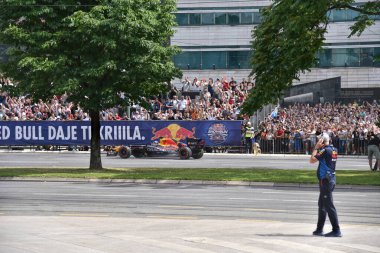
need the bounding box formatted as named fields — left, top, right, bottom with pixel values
left=171, top=0, right=380, bottom=95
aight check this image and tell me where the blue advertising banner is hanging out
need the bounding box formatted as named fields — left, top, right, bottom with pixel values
left=0, top=121, right=243, bottom=146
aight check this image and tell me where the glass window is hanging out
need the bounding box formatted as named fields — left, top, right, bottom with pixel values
left=173, top=52, right=201, bottom=70
left=318, top=49, right=332, bottom=67
left=369, top=14, right=380, bottom=20
left=202, top=13, right=214, bottom=25
left=253, top=12, right=262, bottom=23
left=241, top=12, right=253, bottom=24
left=360, top=48, right=374, bottom=67
left=189, top=13, right=201, bottom=25
left=374, top=48, right=380, bottom=67
left=215, top=13, right=227, bottom=25
left=202, top=51, right=227, bottom=69
left=228, top=51, right=252, bottom=69
left=346, top=48, right=360, bottom=67
left=175, top=13, right=188, bottom=26
left=331, top=48, right=347, bottom=67
left=331, top=9, right=346, bottom=22
left=228, top=13, right=240, bottom=25
left=346, top=9, right=359, bottom=21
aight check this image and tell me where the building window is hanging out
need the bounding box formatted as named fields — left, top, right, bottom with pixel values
left=374, top=48, right=380, bottom=67
left=175, top=13, right=188, bottom=26
left=346, top=48, right=360, bottom=67
left=228, top=51, right=252, bottom=69
left=189, top=13, right=201, bottom=25
left=215, top=13, right=227, bottom=25
left=228, top=13, right=240, bottom=25
left=202, top=13, right=215, bottom=25
left=360, top=48, right=374, bottom=67
left=253, top=12, right=262, bottom=23
left=173, top=47, right=380, bottom=70
left=202, top=51, right=227, bottom=69
left=241, top=12, right=253, bottom=24
left=331, top=9, right=347, bottom=22
left=173, top=51, right=201, bottom=69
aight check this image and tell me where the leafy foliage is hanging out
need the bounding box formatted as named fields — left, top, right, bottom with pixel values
left=242, top=0, right=380, bottom=114
left=0, top=0, right=181, bottom=169
left=0, top=0, right=181, bottom=110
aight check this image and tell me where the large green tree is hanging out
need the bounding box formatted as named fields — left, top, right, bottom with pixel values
left=0, top=0, right=180, bottom=169
left=242, top=0, right=380, bottom=114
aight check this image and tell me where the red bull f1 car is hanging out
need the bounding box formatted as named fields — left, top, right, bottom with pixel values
left=106, top=138, right=205, bottom=160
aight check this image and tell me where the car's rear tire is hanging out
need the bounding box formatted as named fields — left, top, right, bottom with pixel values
left=119, top=146, right=131, bottom=159
left=132, top=149, right=145, bottom=158
left=192, top=149, right=204, bottom=159
left=179, top=147, right=192, bottom=160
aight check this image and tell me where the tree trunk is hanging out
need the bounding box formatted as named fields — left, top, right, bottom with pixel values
left=89, top=109, right=103, bottom=170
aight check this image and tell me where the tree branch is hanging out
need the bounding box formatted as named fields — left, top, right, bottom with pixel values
left=329, top=3, right=380, bottom=15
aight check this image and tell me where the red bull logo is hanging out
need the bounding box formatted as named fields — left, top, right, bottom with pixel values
left=151, top=124, right=195, bottom=141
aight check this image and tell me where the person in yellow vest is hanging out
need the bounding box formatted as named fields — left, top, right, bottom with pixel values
left=245, top=122, right=255, bottom=154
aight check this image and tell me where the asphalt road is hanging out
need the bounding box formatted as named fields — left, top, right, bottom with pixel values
left=1, top=181, right=379, bottom=253
left=0, top=151, right=370, bottom=170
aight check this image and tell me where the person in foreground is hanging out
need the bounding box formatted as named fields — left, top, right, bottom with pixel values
left=310, top=133, right=342, bottom=237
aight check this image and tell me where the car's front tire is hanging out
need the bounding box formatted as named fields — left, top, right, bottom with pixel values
left=192, top=149, right=204, bottom=159
left=179, top=147, right=192, bottom=160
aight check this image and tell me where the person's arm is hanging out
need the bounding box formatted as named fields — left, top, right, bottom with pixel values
left=310, top=138, right=324, bottom=164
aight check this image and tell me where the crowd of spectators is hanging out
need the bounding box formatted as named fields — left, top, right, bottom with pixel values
left=255, top=102, right=379, bottom=155
left=1, top=76, right=252, bottom=122
left=1, top=75, right=379, bottom=156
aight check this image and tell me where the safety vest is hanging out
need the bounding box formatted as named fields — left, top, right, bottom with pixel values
left=245, top=126, right=255, bottom=138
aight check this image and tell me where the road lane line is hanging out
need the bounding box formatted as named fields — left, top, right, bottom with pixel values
left=158, top=205, right=205, bottom=209
left=237, top=219, right=281, bottom=223
left=146, top=215, right=198, bottom=220
left=33, top=193, right=138, bottom=197
left=59, top=213, right=109, bottom=217
left=244, top=208, right=288, bottom=212
left=182, top=237, right=280, bottom=253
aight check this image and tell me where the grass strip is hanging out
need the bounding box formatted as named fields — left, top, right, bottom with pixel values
left=0, top=168, right=379, bottom=186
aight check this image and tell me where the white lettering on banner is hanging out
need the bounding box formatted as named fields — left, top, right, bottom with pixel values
left=15, top=126, right=44, bottom=140
left=15, top=126, right=22, bottom=140
left=71, top=126, right=77, bottom=140
left=133, top=126, right=142, bottom=140
left=81, top=126, right=89, bottom=140
left=0, top=126, right=10, bottom=140
left=48, top=126, right=56, bottom=140
left=48, top=126, right=78, bottom=140
left=105, top=126, right=112, bottom=140
left=98, top=125, right=145, bottom=141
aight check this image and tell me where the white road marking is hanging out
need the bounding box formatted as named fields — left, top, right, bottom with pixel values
left=33, top=193, right=138, bottom=197
left=329, top=242, right=380, bottom=253
left=158, top=205, right=205, bottom=209
left=113, top=235, right=215, bottom=253
left=248, top=238, right=348, bottom=253
left=182, top=237, right=280, bottom=253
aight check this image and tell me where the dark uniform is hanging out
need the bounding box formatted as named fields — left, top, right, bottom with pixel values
left=367, top=132, right=380, bottom=171
left=314, top=145, right=341, bottom=236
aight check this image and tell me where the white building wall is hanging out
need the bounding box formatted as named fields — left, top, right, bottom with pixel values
left=173, top=0, right=380, bottom=90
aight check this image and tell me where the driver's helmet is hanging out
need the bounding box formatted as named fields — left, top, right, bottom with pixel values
left=153, top=141, right=159, bottom=145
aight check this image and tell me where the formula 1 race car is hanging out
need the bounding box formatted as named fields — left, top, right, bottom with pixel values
left=106, top=138, right=205, bottom=160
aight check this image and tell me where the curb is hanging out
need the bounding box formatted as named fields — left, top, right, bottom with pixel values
left=1, top=177, right=379, bottom=191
